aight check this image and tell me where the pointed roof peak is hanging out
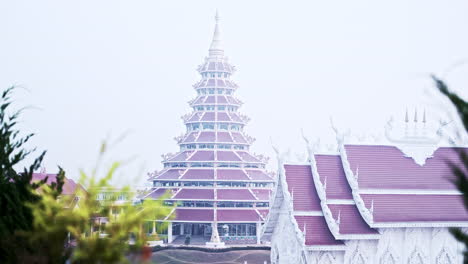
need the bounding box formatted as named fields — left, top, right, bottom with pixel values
left=209, top=10, right=224, bottom=57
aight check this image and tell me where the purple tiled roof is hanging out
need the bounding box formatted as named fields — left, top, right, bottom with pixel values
left=183, top=132, right=197, bottom=142
left=145, top=188, right=168, bottom=199
left=32, top=173, right=82, bottom=196
left=237, top=152, right=260, bottom=162
left=189, top=151, right=215, bottom=161
left=174, top=209, right=214, bottom=221
left=230, top=113, right=243, bottom=122
left=284, top=165, right=321, bottom=211
left=295, top=216, right=344, bottom=246
left=197, top=132, right=216, bottom=142
left=205, top=96, right=216, bottom=104
left=328, top=204, right=378, bottom=235
left=217, top=209, right=262, bottom=222
left=231, top=133, right=247, bottom=143
left=188, top=112, right=201, bottom=122
left=181, top=169, right=214, bottom=180
left=217, top=112, right=231, bottom=121
left=217, top=96, right=227, bottom=104
left=218, top=189, right=256, bottom=200
left=217, top=151, right=241, bottom=161
left=167, top=152, right=191, bottom=161
left=217, top=169, right=249, bottom=180
left=344, top=145, right=467, bottom=190
left=201, top=112, right=215, bottom=121
left=217, top=132, right=233, bottom=142
left=156, top=169, right=184, bottom=179
left=315, top=155, right=352, bottom=199
left=174, top=189, right=214, bottom=200
left=360, top=194, right=468, bottom=222
left=246, top=170, right=273, bottom=181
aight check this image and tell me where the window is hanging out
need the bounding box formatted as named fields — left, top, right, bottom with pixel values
left=208, top=88, right=215, bottom=94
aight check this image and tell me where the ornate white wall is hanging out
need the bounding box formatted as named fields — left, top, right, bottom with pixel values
left=270, top=204, right=308, bottom=264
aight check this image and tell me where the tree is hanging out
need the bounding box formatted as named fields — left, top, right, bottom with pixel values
left=0, top=86, right=62, bottom=263
left=433, top=76, right=468, bottom=262
left=28, top=142, right=173, bottom=264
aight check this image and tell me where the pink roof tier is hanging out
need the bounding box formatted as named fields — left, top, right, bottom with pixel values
left=217, top=169, right=249, bottom=180
left=181, top=169, right=214, bottom=180
left=237, top=152, right=260, bottom=162
left=145, top=188, right=168, bottom=199
left=201, top=112, right=215, bottom=121
left=328, top=204, right=378, bottom=235
left=183, top=132, right=197, bottom=142
left=231, top=133, right=247, bottom=143
left=217, top=96, right=227, bottom=104
left=217, top=151, right=241, bottom=161
left=217, top=209, right=262, bottom=222
left=315, top=155, right=352, bottom=200
left=173, top=189, right=214, bottom=200
left=284, top=165, right=321, bottom=211
left=246, top=170, right=273, bottom=181
left=167, top=152, right=192, bottom=162
left=344, top=145, right=467, bottom=190
left=188, top=151, right=215, bottom=161
left=217, top=112, right=231, bottom=122
left=205, top=96, right=216, bottom=104
left=360, top=193, right=468, bottom=223
left=173, top=209, right=214, bottom=221
left=218, top=189, right=256, bottom=200
left=156, top=169, right=185, bottom=179
left=217, top=132, right=233, bottom=142
left=295, top=216, right=345, bottom=246
left=197, top=132, right=216, bottom=142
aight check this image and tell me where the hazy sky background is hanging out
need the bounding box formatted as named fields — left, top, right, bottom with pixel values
left=1, top=0, right=467, bottom=186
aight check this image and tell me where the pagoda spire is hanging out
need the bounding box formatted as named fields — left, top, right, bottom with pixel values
left=209, top=10, right=224, bottom=57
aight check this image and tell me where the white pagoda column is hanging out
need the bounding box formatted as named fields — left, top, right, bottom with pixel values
left=256, top=222, right=261, bottom=244
left=167, top=222, right=173, bottom=243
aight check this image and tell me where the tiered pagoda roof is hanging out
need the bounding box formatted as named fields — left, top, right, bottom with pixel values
left=146, top=13, right=274, bottom=225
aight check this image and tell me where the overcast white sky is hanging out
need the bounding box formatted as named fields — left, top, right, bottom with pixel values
left=1, top=0, right=467, bottom=186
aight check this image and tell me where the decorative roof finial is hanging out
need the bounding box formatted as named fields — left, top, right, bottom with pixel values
left=209, top=10, right=224, bottom=57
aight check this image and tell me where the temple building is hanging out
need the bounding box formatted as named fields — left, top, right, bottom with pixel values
left=261, top=112, right=468, bottom=263
left=144, top=12, right=274, bottom=245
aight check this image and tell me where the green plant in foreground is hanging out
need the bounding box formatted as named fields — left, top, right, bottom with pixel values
left=28, top=142, right=173, bottom=264
left=433, top=75, right=468, bottom=262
